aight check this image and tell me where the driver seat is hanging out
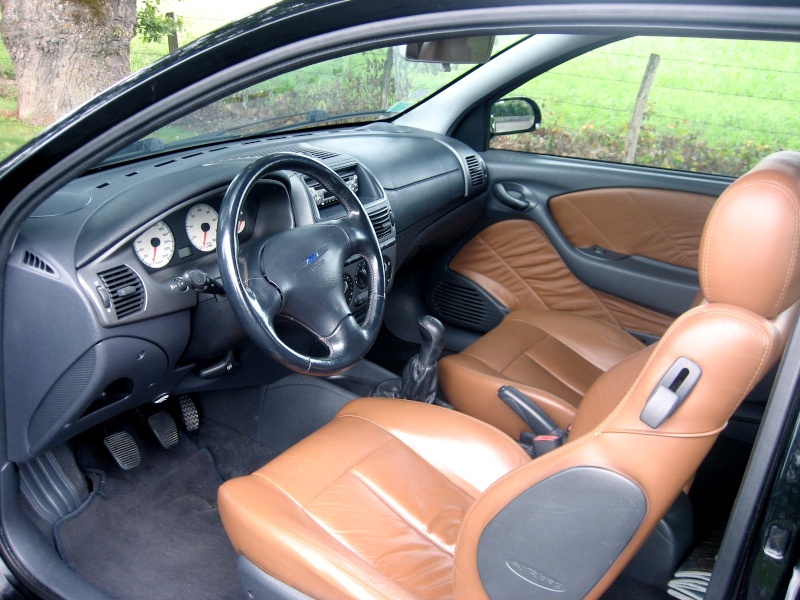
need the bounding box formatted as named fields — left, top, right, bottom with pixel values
left=218, top=151, right=800, bottom=599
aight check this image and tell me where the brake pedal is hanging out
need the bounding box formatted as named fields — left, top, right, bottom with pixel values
left=177, top=395, right=200, bottom=432
left=104, top=431, right=141, bottom=470
left=148, top=411, right=179, bottom=449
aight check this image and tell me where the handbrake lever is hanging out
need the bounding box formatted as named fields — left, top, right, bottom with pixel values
left=498, top=385, right=567, bottom=456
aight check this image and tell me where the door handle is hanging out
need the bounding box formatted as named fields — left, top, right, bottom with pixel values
left=494, top=182, right=537, bottom=211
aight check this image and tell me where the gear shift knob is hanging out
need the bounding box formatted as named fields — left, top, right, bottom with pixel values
left=371, top=315, right=446, bottom=403
left=417, top=315, right=445, bottom=366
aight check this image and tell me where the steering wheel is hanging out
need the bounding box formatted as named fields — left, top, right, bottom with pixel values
left=217, top=153, right=386, bottom=375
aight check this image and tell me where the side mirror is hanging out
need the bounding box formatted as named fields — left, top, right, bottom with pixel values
left=490, top=97, right=542, bottom=135
left=401, top=36, right=495, bottom=65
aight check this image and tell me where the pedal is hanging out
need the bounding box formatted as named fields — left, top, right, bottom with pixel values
left=148, top=411, right=179, bottom=449
left=103, top=431, right=141, bottom=470
left=177, top=394, right=200, bottom=432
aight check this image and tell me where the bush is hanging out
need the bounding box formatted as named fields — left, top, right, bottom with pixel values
left=491, top=122, right=777, bottom=177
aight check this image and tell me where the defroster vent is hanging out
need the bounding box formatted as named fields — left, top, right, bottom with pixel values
left=22, top=251, right=57, bottom=277
left=97, top=265, right=145, bottom=319
left=465, top=155, right=486, bottom=188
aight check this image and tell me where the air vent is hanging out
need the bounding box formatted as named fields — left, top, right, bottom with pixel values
left=97, top=266, right=145, bottom=319
left=368, top=205, right=393, bottom=241
left=465, top=155, right=486, bottom=188
left=431, top=281, right=489, bottom=329
left=22, top=251, right=57, bottom=277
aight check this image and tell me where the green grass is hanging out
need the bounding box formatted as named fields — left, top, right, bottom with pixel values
left=510, top=37, right=800, bottom=152
left=1, top=23, right=799, bottom=170
left=0, top=117, right=42, bottom=160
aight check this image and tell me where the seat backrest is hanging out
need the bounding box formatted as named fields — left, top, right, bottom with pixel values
left=453, top=151, right=800, bottom=600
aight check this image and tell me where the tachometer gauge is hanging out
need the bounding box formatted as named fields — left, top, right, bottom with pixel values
left=133, top=221, right=175, bottom=269
left=185, top=203, right=219, bottom=251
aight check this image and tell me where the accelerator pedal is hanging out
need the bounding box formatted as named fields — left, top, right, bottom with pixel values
left=148, top=411, right=179, bottom=449
left=104, top=432, right=141, bottom=470
left=177, top=394, right=200, bottom=432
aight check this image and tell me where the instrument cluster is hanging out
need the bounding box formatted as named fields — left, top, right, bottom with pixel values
left=132, top=198, right=253, bottom=271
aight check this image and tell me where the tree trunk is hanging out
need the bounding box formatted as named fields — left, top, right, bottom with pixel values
left=0, top=0, right=136, bottom=126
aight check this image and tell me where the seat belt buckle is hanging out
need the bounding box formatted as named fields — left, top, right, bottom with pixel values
left=520, top=431, right=566, bottom=458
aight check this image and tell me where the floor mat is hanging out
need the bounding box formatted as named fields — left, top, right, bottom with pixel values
left=55, top=435, right=241, bottom=600
left=189, top=417, right=278, bottom=481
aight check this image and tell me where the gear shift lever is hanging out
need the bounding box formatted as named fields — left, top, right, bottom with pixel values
left=373, top=316, right=445, bottom=403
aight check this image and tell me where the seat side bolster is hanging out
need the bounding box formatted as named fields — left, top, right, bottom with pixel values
left=219, top=476, right=415, bottom=600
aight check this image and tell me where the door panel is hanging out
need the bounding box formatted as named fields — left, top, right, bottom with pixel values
left=550, top=188, right=717, bottom=270
left=449, top=219, right=676, bottom=336
left=430, top=153, right=732, bottom=338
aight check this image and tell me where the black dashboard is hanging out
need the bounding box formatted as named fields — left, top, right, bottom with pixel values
left=3, top=123, right=488, bottom=462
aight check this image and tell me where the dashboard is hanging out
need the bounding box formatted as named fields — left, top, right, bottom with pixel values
left=3, top=123, right=488, bottom=462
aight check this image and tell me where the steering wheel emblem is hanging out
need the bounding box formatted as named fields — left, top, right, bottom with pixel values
left=306, top=251, right=320, bottom=265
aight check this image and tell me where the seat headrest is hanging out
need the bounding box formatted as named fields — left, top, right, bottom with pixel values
left=700, top=151, right=800, bottom=318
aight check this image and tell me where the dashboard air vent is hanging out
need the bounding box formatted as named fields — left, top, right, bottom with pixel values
left=431, top=281, right=489, bottom=329
left=465, top=155, right=486, bottom=188
left=368, top=206, right=393, bottom=241
left=22, top=251, right=57, bottom=277
left=97, top=265, right=145, bottom=319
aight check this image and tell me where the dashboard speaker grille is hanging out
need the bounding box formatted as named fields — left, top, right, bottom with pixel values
left=368, top=206, right=393, bottom=241
left=431, top=281, right=489, bottom=329
left=98, top=265, right=145, bottom=319
left=465, top=155, right=486, bottom=188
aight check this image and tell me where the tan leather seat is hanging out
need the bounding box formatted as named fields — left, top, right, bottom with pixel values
left=439, top=309, right=644, bottom=438
left=219, top=152, right=800, bottom=600
left=439, top=202, right=707, bottom=439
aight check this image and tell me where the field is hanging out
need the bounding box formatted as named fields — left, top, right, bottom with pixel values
left=0, top=8, right=798, bottom=175
left=494, top=37, right=800, bottom=174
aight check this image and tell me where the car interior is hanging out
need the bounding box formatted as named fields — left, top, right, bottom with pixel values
left=1, top=22, right=799, bottom=600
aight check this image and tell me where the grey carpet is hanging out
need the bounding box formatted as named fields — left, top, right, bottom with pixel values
left=55, top=436, right=241, bottom=600
left=188, top=417, right=278, bottom=481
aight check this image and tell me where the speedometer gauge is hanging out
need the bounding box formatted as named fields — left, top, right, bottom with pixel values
left=133, top=221, right=175, bottom=269
left=185, top=203, right=219, bottom=251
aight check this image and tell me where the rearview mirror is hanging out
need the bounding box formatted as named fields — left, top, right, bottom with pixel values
left=402, top=36, right=495, bottom=64
left=490, top=97, right=542, bottom=135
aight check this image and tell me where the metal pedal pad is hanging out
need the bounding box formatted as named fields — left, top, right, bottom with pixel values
left=104, top=431, right=141, bottom=470
left=148, top=411, right=179, bottom=449
left=177, top=394, right=200, bottom=432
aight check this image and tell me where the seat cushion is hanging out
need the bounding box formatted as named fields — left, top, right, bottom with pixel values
left=218, top=398, right=529, bottom=600
left=439, top=309, right=644, bottom=438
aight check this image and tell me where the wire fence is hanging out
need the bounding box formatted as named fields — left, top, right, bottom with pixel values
left=492, top=38, right=800, bottom=175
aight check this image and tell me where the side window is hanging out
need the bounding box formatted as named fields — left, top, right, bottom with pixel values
left=490, top=37, right=800, bottom=177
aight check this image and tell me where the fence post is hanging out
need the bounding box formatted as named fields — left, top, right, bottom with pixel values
left=624, top=53, right=660, bottom=163
left=166, top=12, right=179, bottom=53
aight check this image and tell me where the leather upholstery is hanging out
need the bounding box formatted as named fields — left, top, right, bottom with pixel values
left=219, top=151, right=800, bottom=600
left=439, top=310, right=644, bottom=437
left=700, top=151, right=800, bottom=318
left=219, top=398, right=529, bottom=600
left=550, top=187, right=716, bottom=270
left=449, top=218, right=675, bottom=336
